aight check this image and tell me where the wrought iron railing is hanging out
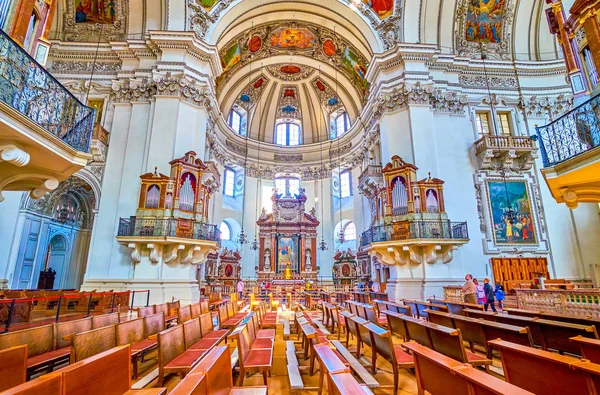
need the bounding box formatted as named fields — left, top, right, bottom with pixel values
left=0, top=29, right=94, bottom=152
left=536, top=93, right=600, bottom=167
left=361, top=221, right=469, bottom=247
left=117, top=217, right=221, bottom=243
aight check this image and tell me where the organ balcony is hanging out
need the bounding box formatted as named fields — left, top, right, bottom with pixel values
left=360, top=156, right=469, bottom=266
left=0, top=29, right=93, bottom=202
left=358, top=164, right=384, bottom=198
left=474, top=134, right=538, bottom=171
left=536, top=94, right=600, bottom=208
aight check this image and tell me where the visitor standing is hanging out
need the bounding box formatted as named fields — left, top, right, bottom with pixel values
left=462, top=274, right=477, bottom=304
left=483, top=278, right=497, bottom=312
left=372, top=281, right=381, bottom=293
left=260, top=281, right=266, bottom=298
left=495, top=283, right=505, bottom=310
left=237, top=279, right=244, bottom=301
left=474, top=278, right=485, bottom=305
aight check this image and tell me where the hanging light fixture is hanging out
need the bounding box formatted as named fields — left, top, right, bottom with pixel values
left=317, top=66, right=328, bottom=251
left=237, top=51, right=252, bottom=246
left=250, top=62, right=264, bottom=251
left=332, top=26, right=346, bottom=245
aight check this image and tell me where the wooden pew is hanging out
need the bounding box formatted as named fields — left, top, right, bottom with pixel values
left=339, top=310, right=356, bottom=347
left=464, top=308, right=545, bottom=347
left=54, top=317, right=93, bottom=352
left=170, top=346, right=267, bottom=395
left=144, top=312, right=166, bottom=338
left=157, top=324, right=206, bottom=386
left=506, top=308, right=600, bottom=331
left=190, top=302, right=202, bottom=319
left=312, top=343, right=350, bottom=395
left=219, top=303, right=247, bottom=330
left=571, top=335, right=600, bottom=363
left=363, top=322, right=414, bottom=394
left=135, top=306, right=154, bottom=318
left=328, top=372, right=375, bottom=395
left=535, top=318, right=599, bottom=355
left=0, top=324, right=69, bottom=379
left=235, top=321, right=273, bottom=386
left=490, top=339, right=598, bottom=395
left=178, top=305, right=192, bottom=323
left=184, top=316, right=227, bottom=353
left=330, top=305, right=347, bottom=340
left=70, top=325, right=117, bottom=363
left=428, top=299, right=483, bottom=315
left=402, top=299, right=448, bottom=319
left=348, top=315, right=371, bottom=359
left=116, top=317, right=158, bottom=379
left=91, top=312, right=119, bottom=329
left=404, top=341, right=533, bottom=395
left=384, top=310, right=410, bottom=342
left=426, top=310, right=490, bottom=356
left=58, top=345, right=166, bottom=395
left=199, top=312, right=228, bottom=343
left=0, top=372, right=62, bottom=395
left=154, top=303, right=177, bottom=326
left=0, top=345, right=27, bottom=392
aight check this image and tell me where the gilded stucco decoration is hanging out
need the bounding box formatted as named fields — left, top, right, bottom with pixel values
left=61, top=0, right=127, bottom=41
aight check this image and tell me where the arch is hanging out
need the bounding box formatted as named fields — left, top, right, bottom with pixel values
left=219, top=220, right=232, bottom=240
left=334, top=218, right=358, bottom=247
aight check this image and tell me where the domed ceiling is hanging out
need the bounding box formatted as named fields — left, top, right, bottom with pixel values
left=216, top=21, right=370, bottom=145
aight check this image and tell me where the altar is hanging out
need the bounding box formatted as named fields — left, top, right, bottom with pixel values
left=256, top=187, right=319, bottom=283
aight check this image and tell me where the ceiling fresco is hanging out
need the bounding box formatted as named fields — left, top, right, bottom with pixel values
left=362, top=0, right=394, bottom=20
left=217, top=21, right=370, bottom=100
left=266, top=64, right=316, bottom=81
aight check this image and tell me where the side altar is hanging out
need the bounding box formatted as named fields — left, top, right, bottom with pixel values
left=256, top=187, right=319, bottom=283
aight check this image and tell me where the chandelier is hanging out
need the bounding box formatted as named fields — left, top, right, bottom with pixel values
left=317, top=66, right=328, bottom=251
left=54, top=201, right=77, bottom=224
left=500, top=169, right=517, bottom=225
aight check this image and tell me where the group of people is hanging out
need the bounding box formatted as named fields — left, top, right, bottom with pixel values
left=356, top=280, right=381, bottom=293
left=462, top=274, right=505, bottom=312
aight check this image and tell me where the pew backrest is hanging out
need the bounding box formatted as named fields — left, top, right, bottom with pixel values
left=154, top=303, right=168, bottom=317
left=425, top=322, right=468, bottom=363
left=183, top=318, right=202, bottom=349
left=384, top=310, right=409, bottom=341
left=60, top=345, right=131, bottom=395
left=71, top=325, right=117, bottom=363
left=399, top=314, right=433, bottom=348
left=54, top=317, right=93, bottom=349
left=179, top=305, right=192, bottom=323
left=0, top=372, right=62, bottom=395
left=535, top=318, right=599, bottom=355
left=187, top=346, right=233, bottom=393
left=136, top=306, right=154, bottom=318
left=200, top=300, right=209, bottom=314
left=190, top=303, right=202, bottom=319
left=116, top=317, right=145, bottom=347
left=199, top=313, right=214, bottom=338
left=0, top=324, right=54, bottom=357
left=91, top=313, right=119, bottom=329
left=144, top=312, right=165, bottom=337
left=0, top=344, right=27, bottom=392
left=570, top=335, right=600, bottom=363
left=158, top=325, right=186, bottom=368
left=425, top=310, right=456, bottom=329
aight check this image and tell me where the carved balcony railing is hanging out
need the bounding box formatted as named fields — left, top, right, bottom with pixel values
left=360, top=221, right=469, bottom=247
left=0, top=29, right=94, bottom=152
left=536, top=93, right=600, bottom=167
left=117, top=217, right=221, bottom=244
left=358, top=164, right=383, bottom=197
left=474, top=134, right=538, bottom=170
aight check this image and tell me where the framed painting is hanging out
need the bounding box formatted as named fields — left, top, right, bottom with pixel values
left=362, top=0, right=394, bottom=19
left=75, top=0, right=117, bottom=24
left=276, top=235, right=299, bottom=273
left=465, top=0, right=506, bottom=43
left=199, top=0, right=220, bottom=10
left=221, top=43, right=241, bottom=72
left=487, top=181, right=536, bottom=244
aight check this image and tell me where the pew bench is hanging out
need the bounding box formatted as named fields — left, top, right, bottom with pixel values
left=154, top=303, right=177, bottom=326
left=404, top=341, right=533, bottom=395
left=235, top=321, right=273, bottom=386
left=57, top=345, right=166, bottom=395
left=199, top=312, right=229, bottom=343
left=157, top=324, right=207, bottom=386
left=70, top=325, right=117, bottom=363
left=116, top=316, right=159, bottom=379
left=490, top=339, right=600, bottom=395
left=91, top=312, right=120, bottom=329
left=178, top=305, right=192, bottom=323
left=312, top=343, right=350, bottom=395
left=570, top=335, right=600, bottom=363
left=328, top=372, right=375, bottom=395
left=535, top=318, right=599, bottom=356
left=0, top=372, right=62, bottom=395
left=0, top=345, right=27, bottom=392
left=170, top=346, right=267, bottom=395
left=402, top=299, right=448, bottom=319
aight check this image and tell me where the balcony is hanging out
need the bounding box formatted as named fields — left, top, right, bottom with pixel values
left=360, top=221, right=469, bottom=266
left=0, top=29, right=94, bottom=201
left=358, top=164, right=383, bottom=198
left=474, top=135, right=537, bottom=171
left=536, top=94, right=600, bottom=208
left=116, top=217, right=221, bottom=265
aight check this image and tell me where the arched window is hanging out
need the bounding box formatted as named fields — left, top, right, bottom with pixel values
left=219, top=221, right=232, bottom=240
left=344, top=222, right=357, bottom=241
left=228, top=110, right=242, bottom=134
left=275, top=122, right=300, bottom=146
left=275, top=177, right=300, bottom=196
left=224, top=168, right=236, bottom=197
left=340, top=170, right=352, bottom=198
left=335, top=112, right=350, bottom=137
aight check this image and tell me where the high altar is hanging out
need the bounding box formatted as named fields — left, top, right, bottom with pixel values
left=256, top=188, right=319, bottom=283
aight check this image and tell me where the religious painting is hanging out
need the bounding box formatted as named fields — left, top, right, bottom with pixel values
left=270, top=27, right=316, bottom=49
left=465, top=0, right=506, bottom=43
left=221, top=43, right=241, bottom=72
left=487, top=181, right=536, bottom=244
left=280, top=65, right=301, bottom=74
left=224, top=264, right=233, bottom=277
left=277, top=236, right=299, bottom=272
left=248, top=35, right=262, bottom=53
left=341, top=48, right=369, bottom=90
left=322, top=39, right=336, bottom=57
left=75, top=0, right=117, bottom=24
left=199, top=0, right=220, bottom=10
left=362, top=0, right=394, bottom=19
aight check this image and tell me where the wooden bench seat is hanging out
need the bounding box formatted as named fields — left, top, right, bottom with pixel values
left=91, top=312, right=120, bottom=329
left=0, top=372, right=62, bottom=395
left=0, top=345, right=27, bottom=392
left=313, top=343, right=350, bottom=395
left=328, top=372, right=374, bottom=395
left=199, top=312, right=228, bottom=342
left=235, top=322, right=273, bottom=386
left=71, top=325, right=117, bottom=363
left=402, top=299, right=448, bottom=319
left=157, top=324, right=206, bottom=386
left=178, top=305, right=192, bottom=323
left=489, top=339, right=600, bottom=395
left=57, top=345, right=166, bottom=395
left=464, top=308, right=545, bottom=346
left=170, top=346, right=267, bottom=395
left=154, top=303, right=177, bottom=325
left=428, top=299, right=483, bottom=315
left=404, top=341, right=533, bottom=395
left=571, top=335, right=600, bottom=363
left=384, top=310, right=409, bottom=342
left=535, top=318, right=599, bottom=355
left=116, top=317, right=158, bottom=379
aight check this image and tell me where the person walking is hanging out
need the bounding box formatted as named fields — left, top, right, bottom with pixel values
left=236, top=279, right=244, bottom=301
left=483, top=278, right=497, bottom=312
left=462, top=274, right=477, bottom=304
left=495, top=283, right=505, bottom=310
left=474, top=278, right=485, bottom=305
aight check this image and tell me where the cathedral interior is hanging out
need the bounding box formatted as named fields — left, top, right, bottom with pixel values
left=1, top=0, right=600, bottom=394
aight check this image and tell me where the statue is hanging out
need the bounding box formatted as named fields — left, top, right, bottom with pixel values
left=284, top=262, right=292, bottom=280
left=305, top=249, right=312, bottom=272
left=264, top=249, right=271, bottom=272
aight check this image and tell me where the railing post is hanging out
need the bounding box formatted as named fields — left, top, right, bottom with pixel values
left=111, top=292, right=117, bottom=313
left=55, top=295, right=63, bottom=323
left=130, top=291, right=135, bottom=310
left=4, top=299, right=16, bottom=333
left=86, top=293, right=93, bottom=317
left=146, top=290, right=150, bottom=307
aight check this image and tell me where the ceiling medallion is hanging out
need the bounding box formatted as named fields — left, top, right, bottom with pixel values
left=280, top=65, right=301, bottom=74
left=322, top=39, right=336, bottom=57
left=248, top=35, right=262, bottom=53
left=266, top=64, right=315, bottom=81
